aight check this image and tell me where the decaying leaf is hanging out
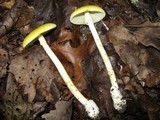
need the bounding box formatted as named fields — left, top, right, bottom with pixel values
left=0, top=0, right=16, bottom=9
left=0, top=73, right=52, bottom=120
left=134, top=27, right=160, bottom=51
left=52, top=25, right=95, bottom=94
left=108, top=23, right=160, bottom=87
left=0, top=45, right=8, bottom=78
left=15, top=5, right=35, bottom=36
left=0, top=0, right=25, bottom=37
left=9, top=47, right=60, bottom=103
left=42, top=100, right=72, bottom=120
left=1, top=73, right=32, bottom=120
left=0, top=0, right=160, bottom=120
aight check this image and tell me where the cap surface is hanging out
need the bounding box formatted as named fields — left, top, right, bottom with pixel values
left=23, top=23, right=56, bottom=48
left=70, top=5, right=106, bottom=25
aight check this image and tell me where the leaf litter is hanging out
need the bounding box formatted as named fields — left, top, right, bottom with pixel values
left=0, top=0, right=160, bottom=120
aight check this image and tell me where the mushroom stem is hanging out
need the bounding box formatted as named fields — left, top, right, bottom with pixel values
left=85, top=12, right=116, bottom=86
left=85, top=12, right=126, bottom=111
left=38, top=35, right=99, bottom=118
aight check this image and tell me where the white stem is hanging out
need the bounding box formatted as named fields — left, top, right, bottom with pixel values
left=85, top=12, right=126, bottom=111
left=38, top=35, right=99, bottom=118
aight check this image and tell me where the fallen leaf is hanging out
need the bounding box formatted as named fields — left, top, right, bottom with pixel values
left=0, top=45, right=8, bottom=78
left=51, top=25, right=95, bottom=93
left=9, top=47, right=61, bottom=102
left=0, top=0, right=25, bottom=37
left=42, top=100, right=72, bottom=120
left=134, top=27, right=160, bottom=51
left=108, top=23, right=160, bottom=87
left=1, top=73, right=32, bottom=120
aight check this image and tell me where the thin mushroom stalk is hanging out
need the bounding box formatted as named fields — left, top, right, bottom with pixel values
left=84, top=12, right=126, bottom=111
left=70, top=5, right=126, bottom=112
left=38, top=35, right=99, bottom=118
left=22, top=23, right=99, bottom=119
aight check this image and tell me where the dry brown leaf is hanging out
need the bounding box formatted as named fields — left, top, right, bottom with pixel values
left=79, top=52, right=115, bottom=118
left=0, top=45, right=8, bottom=78
left=9, top=47, right=60, bottom=103
left=15, top=5, right=35, bottom=36
left=134, top=27, right=160, bottom=51
left=0, top=0, right=25, bottom=37
left=0, top=0, right=15, bottom=9
left=42, top=100, right=72, bottom=120
left=1, top=73, right=32, bottom=120
left=51, top=25, right=95, bottom=92
left=108, top=23, right=160, bottom=87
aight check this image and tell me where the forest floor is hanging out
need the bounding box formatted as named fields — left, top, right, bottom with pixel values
left=0, top=0, right=160, bottom=120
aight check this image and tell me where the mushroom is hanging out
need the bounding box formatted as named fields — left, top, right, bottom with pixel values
left=22, top=23, right=99, bottom=119
left=70, top=5, right=126, bottom=112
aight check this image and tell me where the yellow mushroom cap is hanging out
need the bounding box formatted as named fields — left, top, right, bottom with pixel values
left=22, top=23, right=56, bottom=48
left=70, top=5, right=106, bottom=25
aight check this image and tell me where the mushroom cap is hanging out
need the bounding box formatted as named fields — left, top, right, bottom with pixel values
left=22, top=23, right=56, bottom=48
left=70, top=5, right=106, bottom=25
